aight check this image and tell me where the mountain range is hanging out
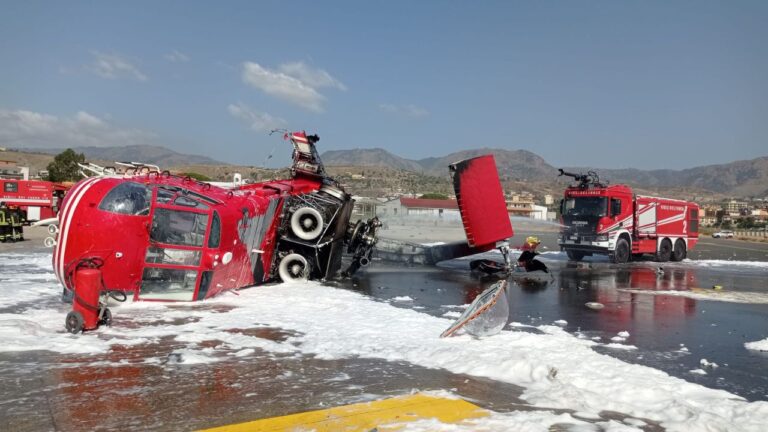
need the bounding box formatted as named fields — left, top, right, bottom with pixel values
left=321, top=148, right=768, bottom=197
left=7, top=144, right=767, bottom=197
left=20, top=145, right=223, bottom=167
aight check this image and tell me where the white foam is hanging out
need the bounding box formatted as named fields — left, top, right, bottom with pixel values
left=394, top=407, right=615, bottom=432
left=2, top=252, right=768, bottom=431
left=684, top=259, right=768, bottom=269
left=745, top=337, right=768, bottom=352
left=617, top=288, right=768, bottom=305
left=602, top=343, right=638, bottom=351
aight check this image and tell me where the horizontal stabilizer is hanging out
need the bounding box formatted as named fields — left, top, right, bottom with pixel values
left=450, top=155, right=513, bottom=250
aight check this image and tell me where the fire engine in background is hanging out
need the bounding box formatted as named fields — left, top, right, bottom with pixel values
left=558, top=169, right=699, bottom=264
left=0, top=179, right=69, bottom=223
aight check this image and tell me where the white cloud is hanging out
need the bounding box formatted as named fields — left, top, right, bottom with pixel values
left=379, top=103, right=429, bottom=118
left=278, top=62, right=347, bottom=91
left=227, top=103, right=287, bottom=132
left=241, top=61, right=346, bottom=112
left=88, top=51, right=148, bottom=81
left=0, top=108, right=156, bottom=148
left=164, top=50, right=190, bottom=63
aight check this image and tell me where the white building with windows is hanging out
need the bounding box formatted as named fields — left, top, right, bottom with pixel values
left=376, top=197, right=460, bottom=219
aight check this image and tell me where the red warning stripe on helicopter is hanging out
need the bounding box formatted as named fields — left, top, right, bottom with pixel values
left=53, top=177, right=106, bottom=284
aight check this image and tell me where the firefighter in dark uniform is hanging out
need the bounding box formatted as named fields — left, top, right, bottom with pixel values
left=10, top=205, right=24, bottom=241
left=0, top=202, right=9, bottom=242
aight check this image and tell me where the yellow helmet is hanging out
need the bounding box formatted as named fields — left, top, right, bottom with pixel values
left=526, top=236, right=540, bottom=246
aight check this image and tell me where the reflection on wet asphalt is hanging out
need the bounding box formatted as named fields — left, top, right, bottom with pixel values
left=0, top=341, right=529, bottom=430
left=371, top=257, right=768, bottom=402
left=0, top=237, right=766, bottom=430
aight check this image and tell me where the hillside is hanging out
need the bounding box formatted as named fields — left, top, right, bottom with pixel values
left=321, top=148, right=423, bottom=172
left=3, top=145, right=766, bottom=199
left=572, top=157, right=768, bottom=197
left=15, top=145, right=224, bottom=167
left=416, top=148, right=557, bottom=181
left=322, top=147, right=767, bottom=198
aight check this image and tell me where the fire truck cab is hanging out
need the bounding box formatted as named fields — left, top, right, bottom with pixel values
left=558, top=170, right=699, bottom=263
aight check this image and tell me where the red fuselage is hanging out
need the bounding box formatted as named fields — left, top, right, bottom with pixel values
left=53, top=173, right=327, bottom=301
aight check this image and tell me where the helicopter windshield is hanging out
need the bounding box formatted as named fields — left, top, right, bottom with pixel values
left=99, top=182, right=151, bottom=215
left=564, top=197, right=607, bottom=218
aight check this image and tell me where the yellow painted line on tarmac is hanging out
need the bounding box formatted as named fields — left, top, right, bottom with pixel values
left=200, top=393, right=489, bottom=432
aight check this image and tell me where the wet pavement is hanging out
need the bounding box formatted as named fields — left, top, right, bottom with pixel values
left=361, top=259, right=768, bottom=402
left=0, top=230, right=766, bottom=431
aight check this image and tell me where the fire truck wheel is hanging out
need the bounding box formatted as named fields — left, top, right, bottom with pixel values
left=657, top=239, right=672, bottom=262
left=65, top=311, right=84, bottom=334
left=671, top=239, right=687, bottom=262
left=290, top=207, right=324, bottom=241
left=566, top=250, right=585, bottom=261
left=100, top=308, right=112, bottom=327
left=278, top=253, right=310, bottom=282
left=612, top=238, right=630, bottom=264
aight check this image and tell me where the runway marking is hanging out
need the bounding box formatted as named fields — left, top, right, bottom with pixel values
left=200, top=393, right=488, bottom=431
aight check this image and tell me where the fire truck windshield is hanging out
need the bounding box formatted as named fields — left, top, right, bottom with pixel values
left=564, top=197, right=607, bottom=217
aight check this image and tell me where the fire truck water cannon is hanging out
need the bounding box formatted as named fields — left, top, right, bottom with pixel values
left=558, top=168, right=606, bottom=189
left=558, top=168, right=700, bottom=264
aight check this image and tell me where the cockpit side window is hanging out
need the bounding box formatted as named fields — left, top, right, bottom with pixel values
left=99, top=182, right=151, bottom=215
left=150, top=208, right=209, bottom=246
left=208, top=211, right=221, bottom=248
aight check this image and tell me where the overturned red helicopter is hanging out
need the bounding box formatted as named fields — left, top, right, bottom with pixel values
left=51, top=131, right=513, bottom=333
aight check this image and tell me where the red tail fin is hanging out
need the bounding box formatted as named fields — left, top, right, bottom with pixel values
left=450, top=155, right=513, bottom=250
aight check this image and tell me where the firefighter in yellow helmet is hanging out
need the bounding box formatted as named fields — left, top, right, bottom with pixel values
left=517, top=236, right=547, bottom=272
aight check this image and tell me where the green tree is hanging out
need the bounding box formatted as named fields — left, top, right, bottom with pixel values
left=420, top=193, right=449, bottom=200
left=46, top=149, right=85, bottom=182
left=178, top=172, right=212, bottom=181
left=736, top=217, right=755, bottom=229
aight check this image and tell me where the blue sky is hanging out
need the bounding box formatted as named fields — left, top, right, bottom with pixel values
left=1, top=1, right=766, bottom=169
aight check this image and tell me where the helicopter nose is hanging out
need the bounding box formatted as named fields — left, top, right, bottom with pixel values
left=53, top=177, right=106, bottom=285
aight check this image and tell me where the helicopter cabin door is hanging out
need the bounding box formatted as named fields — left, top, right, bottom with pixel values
left=140, top=187, right=215, bottom=301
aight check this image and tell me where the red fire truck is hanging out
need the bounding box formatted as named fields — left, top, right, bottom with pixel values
left=0, top=179, right=69, bottom=223
left=558, top=170, right=699, bottom=263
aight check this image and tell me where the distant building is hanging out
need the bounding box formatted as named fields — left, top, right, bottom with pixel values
left=751, top=209, right=768, bottom=222
left=544, top=194, right=554, bottom=205
left=531, top=204, right=549, bottom=221
left=725, top=200, right=748, bottom=216
left=506, top=193, right=535, bottom=218
left=351, top=196, right=379, bottom=220
left=700, top=216, right=717, bottom=227
left=377, top=197, right=460, bottom=219
left=0, top=160, right=27, bottom=180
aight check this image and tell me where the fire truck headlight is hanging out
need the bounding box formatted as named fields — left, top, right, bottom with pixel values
left=596, top=234, right=608, bottom=242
